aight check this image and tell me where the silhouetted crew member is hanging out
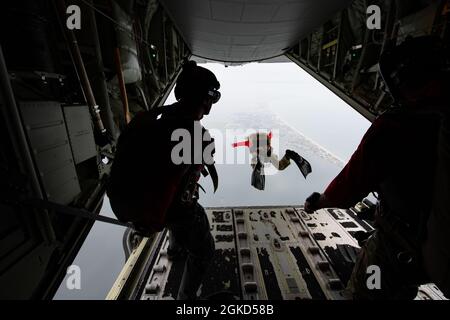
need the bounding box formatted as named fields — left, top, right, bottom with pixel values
left=107, top=61, right=221, bottom=299
left=304, top=36, right=449, bottom=299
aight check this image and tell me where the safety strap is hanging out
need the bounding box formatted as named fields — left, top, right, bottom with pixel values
left=375, top=205, right=420, bottom=255
left=205, top=163, right=218, bottom=192
left=23, top=198, right=133, bottom=228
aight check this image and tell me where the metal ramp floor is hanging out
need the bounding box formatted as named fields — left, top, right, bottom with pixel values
left=137, top=205, right=446, bottom=300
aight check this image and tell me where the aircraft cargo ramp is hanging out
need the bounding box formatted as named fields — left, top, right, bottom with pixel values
left=109, top=204, right=447, bottom=301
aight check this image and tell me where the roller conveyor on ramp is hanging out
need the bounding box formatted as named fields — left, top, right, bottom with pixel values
left=113, top=204, right=447, bottom=300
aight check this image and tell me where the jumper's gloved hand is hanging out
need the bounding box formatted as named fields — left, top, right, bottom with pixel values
left=304, top=192, right=324, bottom=213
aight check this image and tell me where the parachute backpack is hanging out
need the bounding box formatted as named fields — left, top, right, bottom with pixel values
left=107, top=61, right=220, bottom=235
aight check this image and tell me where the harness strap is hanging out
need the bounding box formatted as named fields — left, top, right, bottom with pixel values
left=375, top=206, right=420, bottom=256
left=8, top=198, right=134, bottom=228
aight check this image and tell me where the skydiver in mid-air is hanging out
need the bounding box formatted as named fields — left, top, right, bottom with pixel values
left=232, top=131, right=312, bottom=190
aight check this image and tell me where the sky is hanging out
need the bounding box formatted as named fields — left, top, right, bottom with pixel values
left=55, top=61, right=371, bottom=299
left=166, top=62, right=370, bottom=162
left=166, top=62, right=371, bottom=208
